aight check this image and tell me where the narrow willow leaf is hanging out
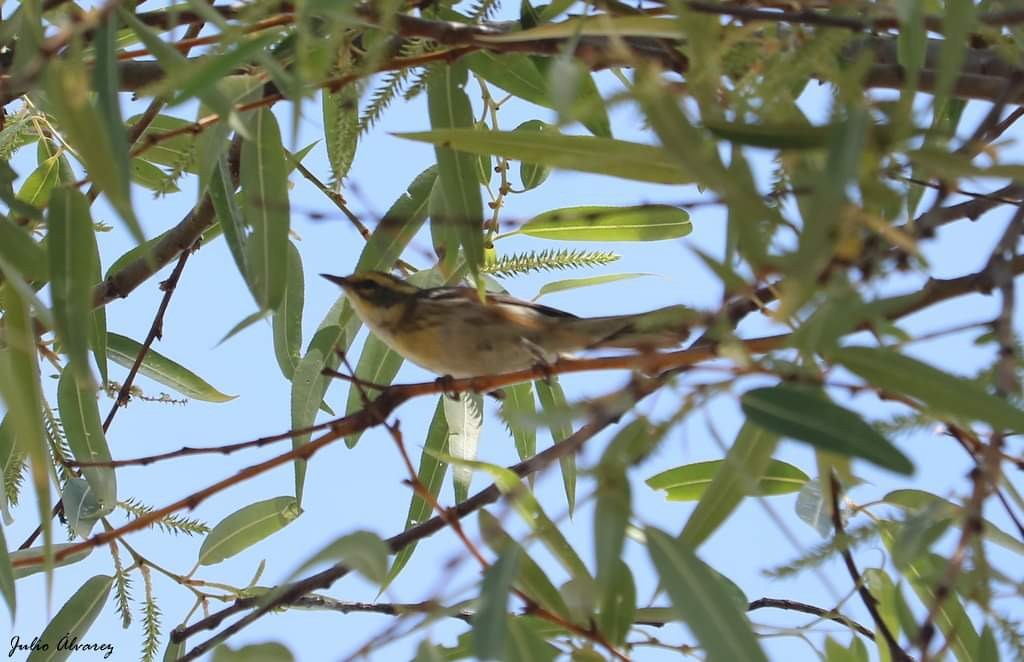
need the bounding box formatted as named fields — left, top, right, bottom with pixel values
left=679, top=423, right=780, bottom=546
left=397, top=129, right=691, bottom=185
left=597, top=559, right=636, bottom=647
left=25, top=575, right=112, bottom=662
left=0, top=284, right=51, bottom=572
left=11, top=545, right=91, bottom=579
left=61, top=477, right=103, bottom=539
left=45, top=60, right=141, bottom=242
left=0, top=216, right=47, bottom=282
left=107, top=333, right=236, bottom=402
left=427, top=62, right=485, bottom=280
left=533, top=273, right=653, bottom=300
left=864, top=569, right=901, bottom=662
left=382, top=399, right=448, bottom=590
left=884, top=489, right=1024, bottom=554
left=292, top=530, right=388, bottom=583
left=92, top=14, right=134, bottom=230
left=795, top=479, right=832, bottom=538
left=705, top=120, right=836, bottom=149
left=16, top=155, right=62, bottom=209
left=652, top=458, right=808, bottom=501
left=125, top=114, right=198, bottom=172
left=594, top=464, right=630, bottom=584
left=48, top=188, right=96, bottom=383
left=323, top=85, right=359, bottom=183
left=272, top=242, right=304, bottom=380
left=499, top=382, right=536, bottom=461
left=534, top=379, right=575, bottom=514
left=834, top=346, right=1024, bottom=433
left=646, top=528, right=768, bottom=662
left=198, top=496, right=302, bottom=566
left=478, top=510, right=571, bottom=620
left=473, top=547, right=519, bottom=661
left=0, top=522, right=14, bottom=619
left=741, top=384, right=913, bottom=474
left=57, top=367, right=116, bottom=515
left=356, top=166, right=437, bottom=269
left=290, top=300, right=358, bottom=500
left=882, top=537, right=981, bottom=661
left=164, top=34, right=279, bottom=107
left=211, top=643, right=294, bottom=662
left=518, top=205, right=690, bottom=242
left=936, top=0, right=975, bottom=105
left=444, top=393, right=484, bottom=503
left=241, top=108, right=290, bottom=311
left=208, top=155, right=251, bottom=297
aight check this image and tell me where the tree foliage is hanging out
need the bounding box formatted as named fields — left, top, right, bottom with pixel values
left=0, top=0, right=1023, bottom=660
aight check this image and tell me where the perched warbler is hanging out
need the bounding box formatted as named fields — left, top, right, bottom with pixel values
left=323, top=271, right=695, bottom=379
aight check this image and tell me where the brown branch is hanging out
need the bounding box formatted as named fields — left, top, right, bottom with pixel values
left=103, top=242, right=193, bottom=430
left=829, top=474, right=912, bottom=662
left=175, top=381, right=650, bottom=659
left=746, top=598, right=875, bottom=641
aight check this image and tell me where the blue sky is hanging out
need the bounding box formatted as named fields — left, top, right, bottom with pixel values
left=4, top=13, right=1024, bottom=662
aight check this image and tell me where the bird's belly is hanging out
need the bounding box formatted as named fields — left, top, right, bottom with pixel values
left=381, top=323, right=551, bottom=378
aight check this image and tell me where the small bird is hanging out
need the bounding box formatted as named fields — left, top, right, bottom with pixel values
left=323, top=271, right=695, bottom=379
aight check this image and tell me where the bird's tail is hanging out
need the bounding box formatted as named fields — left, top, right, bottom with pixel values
left=564, top=305, right=697, bottom=350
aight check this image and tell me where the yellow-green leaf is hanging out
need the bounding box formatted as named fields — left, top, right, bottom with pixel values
left=48, top=188, right=96, bottom=383
left=519, top=205, right=690, bottom=242
left=396, top=129, right=690, bottom=185
left=107, top=333, right=235, bottom=402
left=650, top=458, right=808, bottom=502
left=198, top=496, right=302, bottom=566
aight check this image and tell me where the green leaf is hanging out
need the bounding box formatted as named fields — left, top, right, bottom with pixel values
left=478, top=510, right=572, bottom=620
left=126, top=114, right=197, bottom=172
left=473, top=547, right=519, bottom=661
left=47, top=188, right=96, bottom=383
left=92, top=14, right=135, bottom=227
left=0, top=522, right=14, bottom=619
left=650, top=458, right=808, bottom=501
left=740, top=384, right=913, bottom=474
left=594, top=463, right=630, bottom=585
left=532, top=273, right=652, bottom=300
left=11, top=545, right=91, bottom=580
left=478, top=15, right=682, bottom=41
left=272, top=242, right=304, bottom=380
left=680, top=423, right=780, bottom=546
left=597, top=559, right=635, bottom=647
left=499, top=382, right=536, bottom=461
left=26, top=575, right=112, bottom=662
left=323, top=85, right=359, bottom=183
left=936, top=0, right=975, bottom=105
left=534, top=379, right=575, bottom=514
left=209, top=155, right=250, bottom=296
left=795, top=479, right=832, bottom=538
left=0, top=215, right=47, bottom=282
left=0, top=284, right=52, bottom=574
left=212, top=643, right=294, bottom=662
left=343, top=335, right=403, bottom=448
left=397, top=129, right=691, bottom=185
left=45, top=60, right=141, bottom=242
left=833, top=346, right=1024, bottom=433
left=444, top=393, right=484, bottom=503
left=292, top=530, right=388, bottom=583
left=646, top=528, right=768, bottom=662
left=518, top=205, right=690, bottom=242
left=57, top=367, right=116, bottom=515
left=705, top=120, right=836, bottom=149
left=164, top=34, right=279, bottom=107
left=61, top=477, right=103, bottom=539
left=198, top=496, right=302, bottom=566
left=427, top=62, right=485, bottom=281
left=16, top=155, right=62, bottom=209
left=357, top=165, right=437, bottom=270
left=241, top=108, right=290, bottom=311
left=884, top=489, right=1024, bottom=554
left=107, top=333, right=236, bottom=402
left=382, top=399, right=449, bottom=590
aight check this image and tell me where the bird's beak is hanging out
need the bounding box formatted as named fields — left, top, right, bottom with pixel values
left=321, top=273, right=351, bottom=289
